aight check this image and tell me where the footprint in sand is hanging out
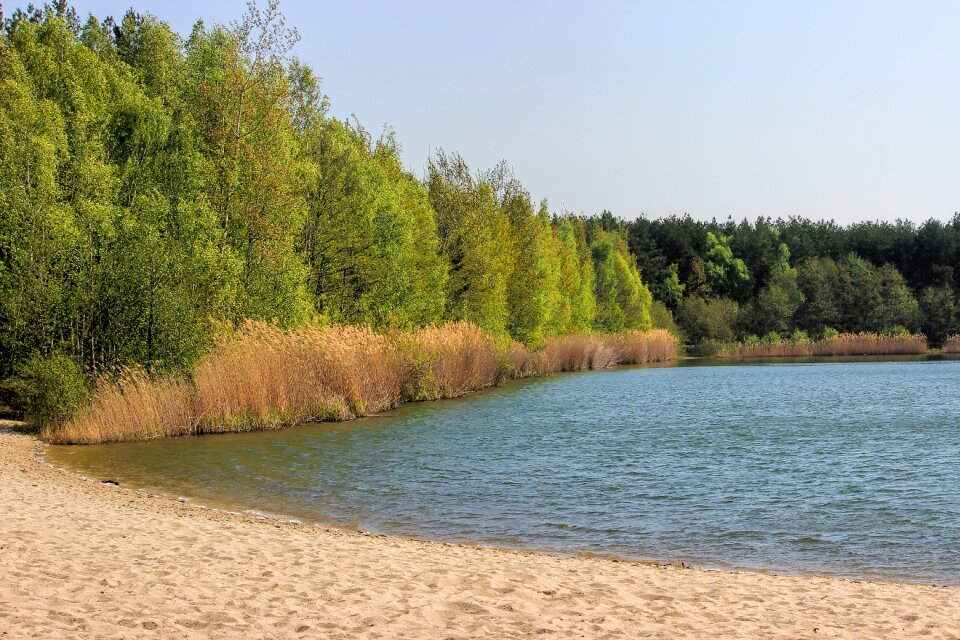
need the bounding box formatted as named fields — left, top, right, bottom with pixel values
left=449, top=600, right=487, bottom=615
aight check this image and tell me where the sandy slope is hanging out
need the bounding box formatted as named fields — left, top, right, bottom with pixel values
left=1, top=427, right=957, bottom=639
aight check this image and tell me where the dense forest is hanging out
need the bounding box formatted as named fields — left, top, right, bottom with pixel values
left=604, top=212, right=960, bottom=346
left=1, top=1, right=959, bottom=388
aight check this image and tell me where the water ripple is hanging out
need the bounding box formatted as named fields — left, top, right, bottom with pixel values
left=49, top=359, right=960, bottom=585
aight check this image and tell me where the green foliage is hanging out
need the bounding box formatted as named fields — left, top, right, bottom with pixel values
left=677, top=296, right=739, bottom=344
left=304, top=120, right=446, bottom=327
left=590, top=232, right=652, bottom=332
left=618, top=212, right=951, bottom=345
left=547, top=218, right=595, bottom=334
left=591, top=238, right=624, bottom=332
left=649, top=300, right=680, bottom=337
left=0, top=1, right=666, bottom=387
left=570, top=228, right=597, bottom=332
left=183, top=10, right=312, bottom=326
left=705, top=231, right=750, bottom=300
left=613, top=247, right=653, bottom=330
left=919, top=285, right=956, bottom=345
left=504, top=197, right=557, bottom=346
left=762, top=331, right=782, bottom=345
left=795, top=257, right=841, bottom=332
left=428, top=152, right=513, bottom=335
left=877, top=264, right=920, bottom=332
left=15, top=352, right=89, bottom=428
left=2, top=0, right=950, bottom=388
left=659, top=263, right=685, bottom=308
left=686, top=258, right=710, bottom=296
left=790, top=329, right=810, bottom=344
left=745, top=262, right=804, bottom=337
left=793, top=255, right=920, bottom=337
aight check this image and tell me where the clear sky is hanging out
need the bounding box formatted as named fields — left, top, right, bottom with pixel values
left=52, top=1, right=960, bottom=223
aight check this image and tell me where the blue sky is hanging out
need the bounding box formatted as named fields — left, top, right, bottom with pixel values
left=54, top=1, right=960, bottom=223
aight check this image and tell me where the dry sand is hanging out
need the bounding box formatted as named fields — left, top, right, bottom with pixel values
left=1, top=425, right=958, bottom=639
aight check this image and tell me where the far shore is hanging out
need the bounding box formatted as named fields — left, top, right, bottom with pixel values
left=2, top=424, right=957, bottom=639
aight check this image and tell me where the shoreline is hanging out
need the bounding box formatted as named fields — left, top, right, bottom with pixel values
left=43, top=350, right=955, bottom=447
left=3, top=426, right=958, bottom=638
left=41, top=426, right=954, bottom=589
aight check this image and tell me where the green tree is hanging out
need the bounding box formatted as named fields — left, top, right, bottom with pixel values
left=659, top=263, right=685, bottom=309
left=591, top=236, right=624, bottom=332
left=15, top=351, right=89, bottom=428
left=649, top=300, right=680, bottom=336
left=704, top=231, right=750, bottom=300
left=686, top=257, right=710, bottom=296
left=0, top=37, right=72, bottom=373
left=919, top=285, right=956, bottom=345
left=877, top=263, right=920, bottom=332
left=428, top=151, right=513, bottom=335
left=504, top=193, right=556, bottom=345
left=744, top=245, right=804, bottom=337
left=548, top=217, right=596, bottom=333
left=796, top=257, right=841, bottom=333
left=677, top=296, right=739, bottom=343
left=612, top=244, right=653, bottom=330
left=184, top=4, right=311, bottom=325
left=837, top=254, right=884, bottom=332
left=303, top=120, right=445, bottom=326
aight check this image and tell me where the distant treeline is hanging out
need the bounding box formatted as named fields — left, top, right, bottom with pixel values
left=1, top=2, right=958, bottom=391
left=608, top=213, right=960, bottom=345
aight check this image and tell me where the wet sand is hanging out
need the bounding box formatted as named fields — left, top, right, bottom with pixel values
left=1, top=426, right=957, bottom=639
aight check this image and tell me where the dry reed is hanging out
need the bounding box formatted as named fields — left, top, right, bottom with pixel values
left=398, top=322, right=501, bottom=400
left=530, top=329, right=677, bottom=374
left=617, top=329, right=678, bottom=365
left=717, top=332, right=928, bottom=358
left=192, top=322, right=404, bottom=433
left=50, top=323, right=679, bottom=444
left=47, top=370, right=195, bottom=444
left=942, top=335, right=960, bottom=354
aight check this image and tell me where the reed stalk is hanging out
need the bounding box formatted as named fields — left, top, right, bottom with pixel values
left=45, top=323, right=679, bottom=444
left=941, top=334, right=960, bottom=354
left=716, top=332, right=928, bottom=358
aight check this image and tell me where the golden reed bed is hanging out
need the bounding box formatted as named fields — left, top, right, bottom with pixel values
left=942, top=334, right=960, bottom=354
left=48, top=322, right=677, bottom=444
left=716, top=333, right=928, bottom=358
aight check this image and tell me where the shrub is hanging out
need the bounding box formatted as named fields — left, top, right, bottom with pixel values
left=692, top=339, right=724, bottom=357
left=762, top=331, right=782, bottom=345
left=677, top=296, right=739, bottom=344
left=16, top=352, right=89, bottom=430
left=790, top=329, right=810, bottom=344
left=649, top=300, right=681, bottom=337
left=821, top=326, right=839, bottom=340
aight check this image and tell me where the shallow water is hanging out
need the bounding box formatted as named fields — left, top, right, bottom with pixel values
left=48, top=359, right=960, bottom=584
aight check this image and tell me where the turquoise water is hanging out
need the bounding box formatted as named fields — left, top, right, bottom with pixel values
left=48, top=360, right=960, bottom=584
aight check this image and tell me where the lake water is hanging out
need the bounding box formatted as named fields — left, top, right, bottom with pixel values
left=47, top=359, right=960, bottom=584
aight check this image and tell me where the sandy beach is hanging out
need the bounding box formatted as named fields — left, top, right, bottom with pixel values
left=1, top=426, right=957, bottom=639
